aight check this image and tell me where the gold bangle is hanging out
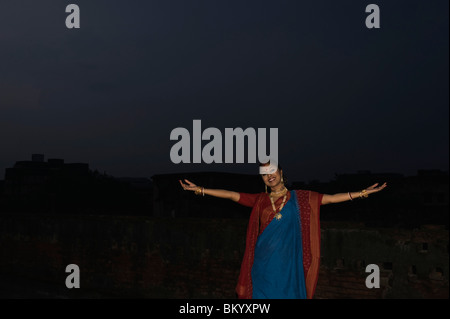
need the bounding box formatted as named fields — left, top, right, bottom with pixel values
left=359, top=189, right=369, bottom=199
left=195, top=187, right=205, bottom=196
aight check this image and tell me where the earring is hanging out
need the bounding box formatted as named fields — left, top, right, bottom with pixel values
left=265, top=185, right=268, bottom=193
left=281, top=175, right=284, bottom=184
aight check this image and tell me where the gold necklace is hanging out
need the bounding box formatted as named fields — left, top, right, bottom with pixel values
left=270, top=186, right=287, bottom=196
left=270, top=192, right=287, bottom=220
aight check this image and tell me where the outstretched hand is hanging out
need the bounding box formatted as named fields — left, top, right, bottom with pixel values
left=364, top=182, right=387, bottom=196
left=179, top=179, right=199, bottom=192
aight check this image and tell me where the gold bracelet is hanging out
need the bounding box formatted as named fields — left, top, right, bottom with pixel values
left=359, top=189, right=369, bottom=199
left=195, top=187, right=205, bottom=196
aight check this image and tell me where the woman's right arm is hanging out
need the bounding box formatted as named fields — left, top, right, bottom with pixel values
left=204, top=188, right=240, bottom=202
left=179, top=179, right=240, bottom=202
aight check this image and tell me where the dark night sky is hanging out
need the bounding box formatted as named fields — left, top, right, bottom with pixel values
left=0, top=0, right=448, bottom=183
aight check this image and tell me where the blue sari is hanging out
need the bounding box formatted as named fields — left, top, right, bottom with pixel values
left=251, top=191, right=307, bottom=299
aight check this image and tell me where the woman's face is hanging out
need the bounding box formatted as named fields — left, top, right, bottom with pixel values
left=261, top=167, right=283, bottom=189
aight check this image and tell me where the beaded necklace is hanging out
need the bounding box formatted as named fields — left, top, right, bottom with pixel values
left=269, top=189, right=288, bottom=220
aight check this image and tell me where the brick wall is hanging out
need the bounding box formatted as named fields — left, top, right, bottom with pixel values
left=0, top=214, right=448, bottom=298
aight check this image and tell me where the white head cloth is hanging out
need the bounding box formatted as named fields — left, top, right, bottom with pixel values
left=259, top=162, right=278, bottom=175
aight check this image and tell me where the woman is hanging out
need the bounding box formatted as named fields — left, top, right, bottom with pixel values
left=179, top=162, right=387, bottom=299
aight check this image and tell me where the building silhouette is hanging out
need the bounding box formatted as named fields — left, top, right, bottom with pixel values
left=0, top=154, right=152, bottom=214
left=1, top=154, right=447, bottom=227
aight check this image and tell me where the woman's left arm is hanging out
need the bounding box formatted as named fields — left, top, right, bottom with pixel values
left=321, top=182, right=387, bottom=205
